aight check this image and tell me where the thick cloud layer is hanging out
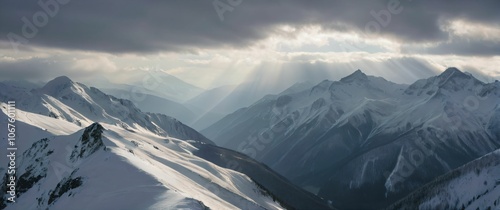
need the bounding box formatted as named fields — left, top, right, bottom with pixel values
left=1, top=0, right=499, bottom=54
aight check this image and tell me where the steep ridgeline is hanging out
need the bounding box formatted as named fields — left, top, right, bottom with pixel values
left=0, top=108, right=284, bottom=210
left=0, top=76, right=213, bottom=145
left=203, top=68, right=500, bottom=209
left=387, top=149, right=500, bottom=210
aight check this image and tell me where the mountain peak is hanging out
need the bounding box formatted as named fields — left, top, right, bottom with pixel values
left=437, top=67, right=484, bottom=86
left=340, top=69, right=368, bottom=83
left=405, top=67, right=484, bottom=95
left=42, top=76, right=74, bottom=89
left=439, top=67, right=466, bottom=78
left=40, top=76, right=76, bottom=95
left=47, top=76, right=73, bottom=86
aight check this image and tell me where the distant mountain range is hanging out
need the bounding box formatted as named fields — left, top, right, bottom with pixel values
left=203, top=68, right=500, bottom=209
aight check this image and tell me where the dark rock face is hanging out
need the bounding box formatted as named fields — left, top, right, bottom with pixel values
left=70, top=123, right=105, bottom=163
left=1, top=138, right=53, bottom=207
left=18, top=138, right=52, bottom=194
left=48, top=175, right=83, bottom=205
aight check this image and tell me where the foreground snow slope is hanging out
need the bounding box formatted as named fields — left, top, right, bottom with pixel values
left=0, top=105, right=283, bottom=210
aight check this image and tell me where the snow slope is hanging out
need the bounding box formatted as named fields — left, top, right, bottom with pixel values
left=388, top=149, right=500, bottom=210
left=0, top=105, right=284, bottom=210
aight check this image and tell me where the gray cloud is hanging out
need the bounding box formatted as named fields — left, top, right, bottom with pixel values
left=403, top=38, right=500, bottom=56
left=0, top=57, right=109, bottom=82
left=1, top=0, right=500, bottom=54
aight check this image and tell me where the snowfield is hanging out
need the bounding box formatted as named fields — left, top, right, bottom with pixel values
left=388, top=149, right=500, bottom=210
left=0, top=105, right=284, bottom=210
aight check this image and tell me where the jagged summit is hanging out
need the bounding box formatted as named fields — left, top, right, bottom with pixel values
left=70, top=122, right=105, bottom=162
left=437, top=67, right=485, bottom=88
left=84, top=122, right=104, bottom=134
left=438, top=67, right=468, bottom=79
left=437, top=67, right=485, bottom=85
left=340, top=69, right=368, bottom=82
left=405, top=67, right=485, bottom=95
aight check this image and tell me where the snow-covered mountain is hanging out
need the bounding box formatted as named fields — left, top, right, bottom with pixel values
left=203, top=68, right=500, bottom=209
left=185, top=82, right=317, bottom=130
left=0, top=77, right=333, bottom=209
left=0, top=106, right=284, bottom=210
left=0, top=76, right=212, bottom=144
left=388, top=148, right=500, bottom=210
left=193, top=60, right=438, bottom=130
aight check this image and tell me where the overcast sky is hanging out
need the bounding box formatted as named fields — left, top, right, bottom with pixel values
left=1, top=0, right=499, bottom=88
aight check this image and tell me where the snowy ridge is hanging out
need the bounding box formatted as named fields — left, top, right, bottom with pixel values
left=0, top=76, right=213, bottom=145
left=0, top=105, right=284, bottom=210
